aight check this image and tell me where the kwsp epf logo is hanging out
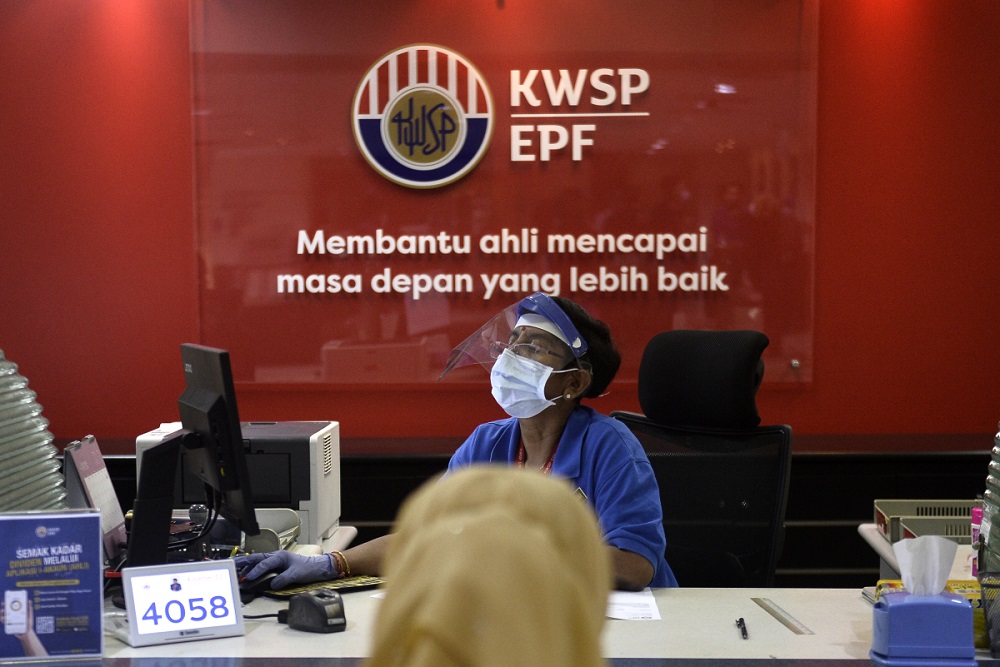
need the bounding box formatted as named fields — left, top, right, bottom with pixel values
left=352, top=44, right=494, bottom=189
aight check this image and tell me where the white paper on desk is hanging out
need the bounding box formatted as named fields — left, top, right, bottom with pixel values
left=606, top=588, right=661, bottom=620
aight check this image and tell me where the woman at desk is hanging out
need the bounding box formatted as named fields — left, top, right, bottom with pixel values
left=237, top=292, right=677, bottom=590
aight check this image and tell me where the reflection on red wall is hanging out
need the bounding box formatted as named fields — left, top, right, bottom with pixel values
left=1, top=0, right=998, bottom=453
left=191, top=2, right=816, bottom=390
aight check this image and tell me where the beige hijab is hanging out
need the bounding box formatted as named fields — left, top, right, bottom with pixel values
left=365, top=466, right=612, bottom=667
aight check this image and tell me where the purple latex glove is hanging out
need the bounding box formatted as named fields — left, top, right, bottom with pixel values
left=233, top=550, right=336, bottom=590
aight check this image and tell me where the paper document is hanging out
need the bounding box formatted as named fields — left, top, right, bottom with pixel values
left=606, top=588, right=661, bottom=620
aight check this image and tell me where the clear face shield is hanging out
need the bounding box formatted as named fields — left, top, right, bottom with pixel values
left=439, top=292, right=589, bottom=380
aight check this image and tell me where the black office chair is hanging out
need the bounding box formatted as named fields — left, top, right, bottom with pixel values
left=611, top=330, right=792, bottom=587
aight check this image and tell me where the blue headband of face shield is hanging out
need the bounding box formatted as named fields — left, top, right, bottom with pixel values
left=438, top=292, right=588, bottom=380
left=516, top=293, right=588, bottom=358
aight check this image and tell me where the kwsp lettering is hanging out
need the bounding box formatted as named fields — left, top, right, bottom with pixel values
left=389, top=95, right=457, bottom=160
left=510, top=69, right=650, bottom=107
left=510, top=68, right=650, bottom=162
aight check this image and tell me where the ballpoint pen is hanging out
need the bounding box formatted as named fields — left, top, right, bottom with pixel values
left=736, top=617, right=748, bottom=639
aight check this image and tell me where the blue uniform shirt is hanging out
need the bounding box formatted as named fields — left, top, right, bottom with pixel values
left=448, top=405, right=678, bottom=587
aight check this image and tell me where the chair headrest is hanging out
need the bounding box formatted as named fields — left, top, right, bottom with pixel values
left=637, top=330, right=768, bottom=429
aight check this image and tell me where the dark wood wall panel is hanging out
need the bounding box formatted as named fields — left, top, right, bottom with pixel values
left=100, top=443, right=991, bottom=589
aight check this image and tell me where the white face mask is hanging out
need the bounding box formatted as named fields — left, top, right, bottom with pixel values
left=490, top=349, right=573, bottom=419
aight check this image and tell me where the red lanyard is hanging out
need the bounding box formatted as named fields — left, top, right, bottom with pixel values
left=515, top=440, right=558, bottom=475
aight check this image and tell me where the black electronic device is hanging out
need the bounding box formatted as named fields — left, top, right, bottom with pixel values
left=125, top=344, right=260, bottom=567
left=286, top=590, right=346, bottom=633
left=239, top=571, right=278, bottom=603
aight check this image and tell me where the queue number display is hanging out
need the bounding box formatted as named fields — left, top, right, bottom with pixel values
left=119, top=559, right=245, bottom=646
left=131, top=567, right=233, bottom=634
left=137, top=588, right=231, bottom=631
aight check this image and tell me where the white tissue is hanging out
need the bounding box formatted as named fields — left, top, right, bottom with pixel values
left=892, top=535, right=958, bottom=596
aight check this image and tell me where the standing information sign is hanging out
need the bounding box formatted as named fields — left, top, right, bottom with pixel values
left=0, top=510, right=103, bottom=662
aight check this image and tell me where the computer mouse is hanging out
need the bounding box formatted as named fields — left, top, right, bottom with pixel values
left=286, top=590, right=346, bottom=633
left=239, top=571, right=278, bottom=602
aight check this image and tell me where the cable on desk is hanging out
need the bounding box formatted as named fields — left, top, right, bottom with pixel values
left=244, top=611, right=288, bottom=623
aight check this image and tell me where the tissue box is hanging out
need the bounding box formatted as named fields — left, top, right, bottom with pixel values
left=875, top=580, right=987, bottom=649
left=871, top=591, right=977, bottom=666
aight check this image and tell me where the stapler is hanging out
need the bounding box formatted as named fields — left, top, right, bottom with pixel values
left=870, top=591, right=977, bottom=666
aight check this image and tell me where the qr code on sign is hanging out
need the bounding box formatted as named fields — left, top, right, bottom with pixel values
left=35, top=616, right=54, bottom=634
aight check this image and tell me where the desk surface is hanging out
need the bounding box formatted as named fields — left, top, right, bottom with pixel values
left=101, top=586, right=1000, bottom=666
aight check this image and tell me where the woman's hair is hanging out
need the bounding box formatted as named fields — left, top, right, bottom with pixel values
left=551, top=296, right=621, bottom=398
left=366, top=467, right=611, bottom=667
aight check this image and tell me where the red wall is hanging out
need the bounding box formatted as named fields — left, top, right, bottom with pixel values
left=1, top=1, right=998, bottom=453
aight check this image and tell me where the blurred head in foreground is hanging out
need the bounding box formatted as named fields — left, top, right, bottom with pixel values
left=365, top=466, right=612, bottom=667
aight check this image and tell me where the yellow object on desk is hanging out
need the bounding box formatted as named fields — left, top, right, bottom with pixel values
left=874, top=579, right=986, bottom=649
left=260, top=574, right=385, bottom=598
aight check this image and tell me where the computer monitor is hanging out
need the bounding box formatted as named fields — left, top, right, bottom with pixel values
left=125, top=344, right=259, bottom=567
